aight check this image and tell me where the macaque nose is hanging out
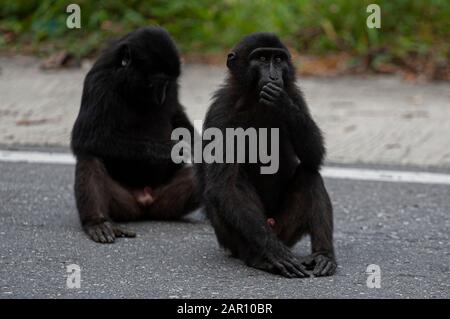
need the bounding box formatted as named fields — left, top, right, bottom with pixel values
left=269, top=63, right=278, bottom=81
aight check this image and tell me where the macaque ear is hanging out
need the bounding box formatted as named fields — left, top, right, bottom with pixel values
left=118, top=44, right=132, bottom=67
left=226, top=52, right=237, bottom=69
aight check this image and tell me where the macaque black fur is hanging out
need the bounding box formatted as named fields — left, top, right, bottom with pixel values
left=196, top=33, right=336, bottom=277
left=71, top=27, right=199, bottom=243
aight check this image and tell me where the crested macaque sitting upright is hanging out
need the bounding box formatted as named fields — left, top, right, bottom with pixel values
left=196, top=33, right=336, bottom=277
left=71, top=27, right=199, bottom=243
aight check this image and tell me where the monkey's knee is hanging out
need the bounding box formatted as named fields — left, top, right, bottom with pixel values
left=273, top=167, right=327, bottom=246
left=143, top=166, right=199, bottom=220
left=166, top=166, right=200, bottom=210
left=290, top=164, right=325, bottom=189
left=75, top=157, right=109, bottom=183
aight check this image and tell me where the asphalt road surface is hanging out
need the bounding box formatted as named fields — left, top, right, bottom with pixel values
left=0, top=159, right=449, bottom=298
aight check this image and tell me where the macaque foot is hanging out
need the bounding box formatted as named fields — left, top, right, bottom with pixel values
left=84, top=221, right=136, bottom=243
left=249, top=245, right=310, bottom=278
left=302, top=253, right=337, bottom=277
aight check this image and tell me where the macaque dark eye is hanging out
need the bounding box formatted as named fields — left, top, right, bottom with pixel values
left=275, top=57, right=282, bottom=63
left=259, top=56, right=266, bottom=62
left=121, top=58, right=129, bottom=67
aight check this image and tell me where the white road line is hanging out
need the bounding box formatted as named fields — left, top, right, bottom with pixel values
left=0, top=149, right=75, bottom=165
left=1, top=149, right=450, bottom=185
left=321, top=167, right=450, bottom=185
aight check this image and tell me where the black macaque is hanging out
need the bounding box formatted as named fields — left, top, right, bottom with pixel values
left=71, top=27, right=199, bottom=243
left=196, top=33, right=336, bottom=277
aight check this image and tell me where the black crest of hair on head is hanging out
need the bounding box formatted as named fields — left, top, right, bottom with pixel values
left=119, top=26, right=181, bottom=77
left=226, top=32, right=296, bottom=91
left=95, top=26, right=181, bottom=76
left=83, top=26, right=182, bottom=110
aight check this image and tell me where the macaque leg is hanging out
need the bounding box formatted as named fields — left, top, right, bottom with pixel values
left=143, top=165, right=200, bottom=220
left=75, top=159, right=199, bottom=242
left=273, top=164, right=337, bottom=276
left=75, top=157, right=139, bottom=243
left=204, top=175, right=309, bottom=278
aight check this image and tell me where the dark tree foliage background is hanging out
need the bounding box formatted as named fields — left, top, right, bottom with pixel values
left=0, top=0, right=449, bottom=80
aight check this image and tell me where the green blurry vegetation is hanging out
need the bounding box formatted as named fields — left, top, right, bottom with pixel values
left=0, top=0, right=449, bottom=70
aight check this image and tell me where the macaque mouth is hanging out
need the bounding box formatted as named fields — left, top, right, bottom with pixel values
left=267, top=78, right=283, bottom=85
left=259, top=78, right=284, bottom=91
